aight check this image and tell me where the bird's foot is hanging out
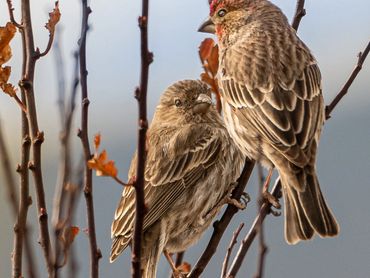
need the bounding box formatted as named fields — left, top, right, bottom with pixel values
left=225, top=196, right=247, bottom=210
left=261, top=191, right=281, bottom=209
left=164, top=251, right=188, bottom=278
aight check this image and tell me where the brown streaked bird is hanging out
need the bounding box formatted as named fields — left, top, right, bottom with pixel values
left=110, top=80, right=243, bottom=277
left=199, top=0, right=339, bottom=244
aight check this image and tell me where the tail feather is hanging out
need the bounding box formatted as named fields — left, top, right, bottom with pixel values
left=282, top=172, right=339, bottom=244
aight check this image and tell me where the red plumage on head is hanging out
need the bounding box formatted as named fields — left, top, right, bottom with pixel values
left=210, top=0, right=222, bottom=15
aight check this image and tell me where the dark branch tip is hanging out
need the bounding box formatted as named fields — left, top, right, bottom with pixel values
left=39, top=207, right=48, bottom=217
left=28, top=161, right=35, bottom=170
left=18, top=79, right=33, bottom=90
left=147, top=51, right=154, bottom=64
left=139, top=119, right=148, bottom=129
left=34, top=131, right=45, bottom=144
left=82, top=97, right=90, bottom=106
left=96, top=249, right=103, bottom=259
left=138, top=16, right=148, bottom=27
left=16, top=164, right=22, bottom=172
left=135, top=87, right=141, bottom=100
left=28, top=196, right=33, bottom=206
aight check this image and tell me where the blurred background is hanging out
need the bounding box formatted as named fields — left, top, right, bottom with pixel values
left=1, top=0, right=369, bottom=277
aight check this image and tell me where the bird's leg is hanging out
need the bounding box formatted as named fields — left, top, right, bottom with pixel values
left=202, top=182, right=250, bottom=224
left=164, top=250, right=185, bottom=278
left=261, top=169, right=281, bottom=209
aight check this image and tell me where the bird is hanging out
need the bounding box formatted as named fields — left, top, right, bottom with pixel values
left=198, top=0, right=339, bottom=244
left=110, top=80, right=243, bottom=277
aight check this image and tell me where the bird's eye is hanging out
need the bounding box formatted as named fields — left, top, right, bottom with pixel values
left=217, top=9, right=227, bottom=17
left=175, top=99, right=182, bottom=107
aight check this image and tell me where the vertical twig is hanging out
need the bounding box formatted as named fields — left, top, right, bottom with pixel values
left=226, top=179, right=282, bottom=278
left=221, top=223, right=244, bottom=278
left=5, top=3, right=38, bottom=276
left=10, top=0, right=60, bottom=275
left=188, top=159, right=255, bottom=278
left=291, top=0, right=306, bottom=30
left=253, top=164, right=268, bottom=278
left=53, top=34, right=80, bottom=275
left=77, top=2, right=102, bottom=278
left=131, top=0, right=153, bottom=277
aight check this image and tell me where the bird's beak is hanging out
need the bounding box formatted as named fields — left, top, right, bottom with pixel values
left=193, top=94, right=212, bottom=114
left=198, top=17, right=215, bottom=34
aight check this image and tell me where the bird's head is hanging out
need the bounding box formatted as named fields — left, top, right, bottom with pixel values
left=153, top=80, right=217, bottom=126
left=198, top=0, right=255, bottom=38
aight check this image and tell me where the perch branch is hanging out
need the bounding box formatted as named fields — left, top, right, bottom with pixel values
left=77, top=2, right=102, bottom=278
left=221, top=223, right=244, bottom=278
left=131, top=0, right=153, bottom=277
left=226, top=180, right=281, bottom=277
left=188, top=159, right=255, bottom=278
left=253, top=164, right=268, bottom=278
left=325, top=41, right=370, bottom=119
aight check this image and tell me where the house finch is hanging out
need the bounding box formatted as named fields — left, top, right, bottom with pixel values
left=110, top=80, right=243, bottom=277
left=199, top=0, right=339, bottom=244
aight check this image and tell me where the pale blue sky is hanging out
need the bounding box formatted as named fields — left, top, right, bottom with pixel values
left=0, top=0, right=370, bottom=277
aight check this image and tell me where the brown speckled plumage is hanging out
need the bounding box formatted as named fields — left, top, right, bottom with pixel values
left=110, top=80, right=243, bottom=277
left=202, top=0, right=339, bottom=244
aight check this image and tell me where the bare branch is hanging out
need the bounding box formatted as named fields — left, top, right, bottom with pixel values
left=291, top=0, right=306, bottom=31
left=188, top=159, right=255, bottom=278
left=53, top=35, right=80, bottom=276
left=221, top=223, right=244, bottom=278
left=226, top=179, right=282, bottom=278
left=325, top=41, right=370, bottom=119
left=77, top=2, right=102, bottom=277
left=131, top=1, right=153, bottom=277
left=253, top=164, right=268, bottom=278
left=36, top=1, right=61, bottom=58
left=6, top=0, right=22, bottom=28
left=17, top=0, right=55, bottom=274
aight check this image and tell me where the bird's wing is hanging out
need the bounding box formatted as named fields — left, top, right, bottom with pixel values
left=220, top=36, right=324, bottom=168
left=111, top=124, right=223, bottom=252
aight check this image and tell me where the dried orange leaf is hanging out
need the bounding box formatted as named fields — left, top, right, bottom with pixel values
left=88, top=149, right=118, bottom=178
left=0, top=22, right=16, bottom=65
left=199, top=38, right=215, bottom=63
left=94, top=133, right=101, bottom=150
left=69, top=226, right=80, bottom=243
left=45, top=1, right=61, bottom=33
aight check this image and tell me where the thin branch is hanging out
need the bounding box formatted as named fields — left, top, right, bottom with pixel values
left=291, top=0, right=306, bottom=31
left=226, top=179, right=282, bottom=278
left=6, top=0, right=22, bottom=28
left=131, top=0, right=153, bottom=277
left=188, top=159, right=255, bottom=278
left=253, top=163, right=267, bottom=278
left=77, top=2, right=102, bottom=278
left=53, top=36, right=80, bottom=276
left=221, top=223, right=244, bottom=278
left=175, top=252, right=185, bottom=267
left=325, top=41, right=370, bottom=119
left=36, top=1, right=60, bottom=59
left=18, top=0, right=54, bottom=275
left=37, top=33, right=56, bottom=58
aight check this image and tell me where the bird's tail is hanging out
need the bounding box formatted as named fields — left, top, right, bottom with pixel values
left=281, top=170, right=339, bottom=244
